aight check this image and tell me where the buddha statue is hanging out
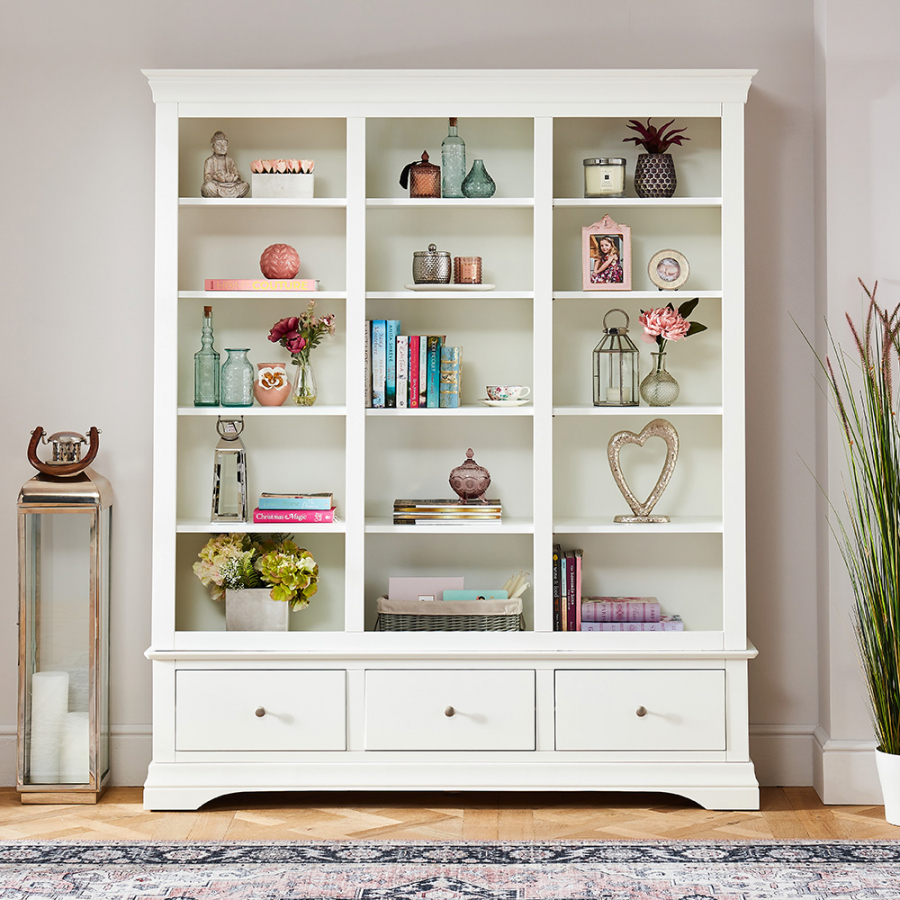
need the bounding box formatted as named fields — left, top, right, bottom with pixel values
left=200, top=131, right=249, bottom=199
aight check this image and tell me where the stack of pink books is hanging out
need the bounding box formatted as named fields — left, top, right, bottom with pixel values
left=579, top=596, right=683, bottom=632
left=251, top=492, right=336, bottom=524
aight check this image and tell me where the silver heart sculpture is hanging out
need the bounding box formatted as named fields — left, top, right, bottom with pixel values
left=607, top=418, right=679, bottom=523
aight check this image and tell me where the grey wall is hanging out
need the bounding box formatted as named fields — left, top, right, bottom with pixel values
left=1, top=0, right=822, bottom=787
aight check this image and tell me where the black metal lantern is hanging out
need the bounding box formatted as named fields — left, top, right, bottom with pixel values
left=593, top=309, right=640, bottom=406
left=17, top=427, right=112, bottom=803
left=212, top=418, right=248, bottom=523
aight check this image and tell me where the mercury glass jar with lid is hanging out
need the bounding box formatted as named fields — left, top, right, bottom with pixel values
left=584, top=158, right=626, bottom=198
left=412, top=243, right=452, bottom=284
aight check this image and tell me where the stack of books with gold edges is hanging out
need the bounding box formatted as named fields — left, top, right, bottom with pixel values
left=393, top=498, right=502, bottom=525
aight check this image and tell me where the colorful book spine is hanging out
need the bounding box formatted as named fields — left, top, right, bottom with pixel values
left=581, top=597, right=661, bottom=623
left=418, top=336, right=428, bottom=407
left=258, top=493, right=333, bottom=510
left=560, top=554, right=568, bottom=632
left=574, top=548, right=582, bottom=632
left=552, top=543, right=562, bottom=631
left=365, top=319, right=372, bottom=408
left=580, top=616, right=683, bottom=632
left=426, top=336, right=443, bottom=408
left=204, top=279, right=318, bottom=291
left=565, top=550, right=578, bottom=631
left=371, top=320, right=386, bottom=408
left=385, top=320, right=400, bottom=408
left=439, top=346, right=461, bottom=408
left=252, top=507, right=336, bottom=524
left=396, top=334, right=409, bottom=409
left=408, top=335, right=420, bottom=408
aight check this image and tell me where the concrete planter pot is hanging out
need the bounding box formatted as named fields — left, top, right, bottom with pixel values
left=251, top=173, right=314, bottom=199
left=225, top=588, right=289, bottom=631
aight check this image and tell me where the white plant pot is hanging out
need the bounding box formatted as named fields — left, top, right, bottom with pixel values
left=251, top=173, right=314, bottom=199
left=875, top=748, right=900, bottom=825
left=225, top=588, right=289, bottom=632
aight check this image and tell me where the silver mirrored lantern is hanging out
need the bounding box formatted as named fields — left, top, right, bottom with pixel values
left=593, top=309, right=640, bottom=406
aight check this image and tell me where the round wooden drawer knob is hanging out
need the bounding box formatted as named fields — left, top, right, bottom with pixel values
left=255, top=707, right=267, bottom=717
left=444, top=706, right=455, bottom=717
left=635, top=706, right=648, bottom=717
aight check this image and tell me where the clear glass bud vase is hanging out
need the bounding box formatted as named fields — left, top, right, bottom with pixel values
left=291, top=354, right=318, bottom=406
left=639, top=351, right=679, bottom=407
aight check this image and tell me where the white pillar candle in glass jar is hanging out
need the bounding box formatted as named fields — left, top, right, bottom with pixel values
left=584, top=158, right=626, bottom=198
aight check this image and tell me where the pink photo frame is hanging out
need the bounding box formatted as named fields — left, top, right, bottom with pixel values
left=582, top=215, right=632, bottom=291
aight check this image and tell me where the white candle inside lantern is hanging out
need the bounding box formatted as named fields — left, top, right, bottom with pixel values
left=60, top=711, right=90, bottom=783
left=30, top=671, right=69, bottom=783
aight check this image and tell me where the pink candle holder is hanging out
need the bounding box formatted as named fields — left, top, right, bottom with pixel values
left=453, top=256, right=482, bottom=284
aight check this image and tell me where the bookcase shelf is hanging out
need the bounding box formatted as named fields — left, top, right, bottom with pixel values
left=146, top=68, right=757, bottom=812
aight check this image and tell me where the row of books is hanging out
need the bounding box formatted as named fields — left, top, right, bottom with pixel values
left=251, top=492, right=336, bottom=524
left=365, top=320, right=462, bottom=409
left=552, top=544, right=684, bottom=631
left=393, top=498, right=502, bottom=526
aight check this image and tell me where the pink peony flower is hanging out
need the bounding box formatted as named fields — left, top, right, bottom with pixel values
left=640, top=307, right=691, bottom=342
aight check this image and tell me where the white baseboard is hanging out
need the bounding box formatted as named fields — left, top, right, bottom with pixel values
left=0, top=727, right=152, bottom=789
left=813, top=725, right=883, bottom=804
left=0, top=725, right=880, bottom=804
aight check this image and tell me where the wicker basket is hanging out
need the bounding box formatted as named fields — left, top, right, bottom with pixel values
left=375, top=596, right=524, bottom=632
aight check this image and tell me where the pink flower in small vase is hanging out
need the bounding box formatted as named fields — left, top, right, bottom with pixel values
left=640, top=307, right=690, bottom=342
left=268, top=316, right=300, bottom=343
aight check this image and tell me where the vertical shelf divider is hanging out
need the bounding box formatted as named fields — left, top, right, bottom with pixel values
left=345, top=116, right=367, bottom=633
left=533, top=117, right=555, bottom=632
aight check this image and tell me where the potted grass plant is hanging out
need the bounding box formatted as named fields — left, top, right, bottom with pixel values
left=813, top=279, right=900, bottom=823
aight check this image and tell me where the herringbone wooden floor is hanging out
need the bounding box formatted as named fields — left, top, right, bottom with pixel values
left=0, top=788, right=896, bottom=841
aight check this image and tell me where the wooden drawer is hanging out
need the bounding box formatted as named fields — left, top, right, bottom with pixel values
left=176, top=669, right=346, bottom=751
left=365, top=669, right=535, bottom=750
left=555, top=669, right=726, bottom=751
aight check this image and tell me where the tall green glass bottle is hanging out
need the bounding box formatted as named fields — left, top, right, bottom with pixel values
left=441, top=117, right=466, bottom=198
left=194, top=305, right=220, bottom=406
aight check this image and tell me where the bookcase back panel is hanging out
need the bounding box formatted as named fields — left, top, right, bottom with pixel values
left=363, top=532, right=534, bottom=631
left=179, top=206, right=348, bottom=292
left=366, top=117, right=535, bottom=200
left=552, top=206, right=722, bottom=294
left=570, top=532, right=724, bottom=632
left=366, top=207, right=534, bottom=292
left=552, top=117, right=722, bottom=200
left=177, top=296, right=347, bottom=407
left=178, top=117, right=348, bottom=199
left=553, top=415, right=723, bottom=520
left=367, top=297, right=533, bottom=405
left=174, top=533, right=347, bottom=633
left=365, top=416, right=533, bottom=518
left=175, top=416, right=346, bottom=522
left=552, top=298, right=723, bottom=407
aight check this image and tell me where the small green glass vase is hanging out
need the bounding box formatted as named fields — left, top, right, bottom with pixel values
left=461, top=159, right=496, bottom=198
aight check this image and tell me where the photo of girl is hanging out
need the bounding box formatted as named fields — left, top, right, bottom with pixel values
left=582, top=215, right=632, bottom=291
left=590, top=234, right=624, bottom=284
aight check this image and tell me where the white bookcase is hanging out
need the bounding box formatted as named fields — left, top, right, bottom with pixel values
left=144, top=69, right=758, bottom=810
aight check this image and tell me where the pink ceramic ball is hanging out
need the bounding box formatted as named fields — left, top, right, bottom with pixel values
left=260, top=243, right=301, bottom=279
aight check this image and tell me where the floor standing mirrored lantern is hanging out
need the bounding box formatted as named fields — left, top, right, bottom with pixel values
left=593, top=308, right=640, bottom=407
left=17, top=427, right=112, bottom=804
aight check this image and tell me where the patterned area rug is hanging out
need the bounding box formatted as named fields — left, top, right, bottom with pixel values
left=1, top=840, right=899, bottom=899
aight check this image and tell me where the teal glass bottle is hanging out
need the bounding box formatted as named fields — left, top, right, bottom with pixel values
left=221, top=349, right=254, bottom=407
left=461, top=158, right=496, bottom=198
left=441, top=117, right=466, bottom=198
left=193, top=305, right=220, bottom=406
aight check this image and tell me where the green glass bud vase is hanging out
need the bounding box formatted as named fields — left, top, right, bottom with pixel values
left=461, top=159, right=496, bottom=198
